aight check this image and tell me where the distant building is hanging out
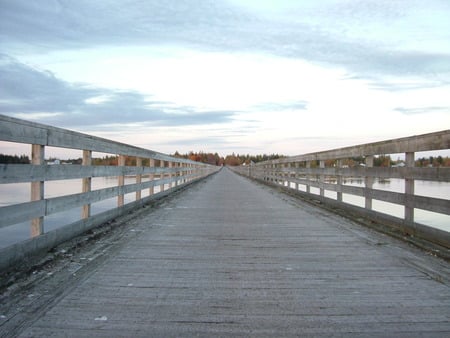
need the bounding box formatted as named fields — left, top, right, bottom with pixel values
left=392, top=162, right=405, bottom=167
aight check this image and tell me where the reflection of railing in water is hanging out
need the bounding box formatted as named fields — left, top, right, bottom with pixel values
left=231, top=130, right=450, bottom=249
left=0, top=114, right=220, bottom=269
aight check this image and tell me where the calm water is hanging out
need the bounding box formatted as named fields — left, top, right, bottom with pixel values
left=0, top=177, right=164, bottom=249
left=1, top=177, right=449, bottom=249
left=292, top=178, right=449, bottom=232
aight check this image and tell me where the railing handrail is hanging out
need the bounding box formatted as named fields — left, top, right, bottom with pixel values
left=231, top=130, right=450, bottom=249
left=262, top=130, right=450, bottom=164
left=0, top=114, right=219, bottom=270
left=0, top=114, right=200, bottom=165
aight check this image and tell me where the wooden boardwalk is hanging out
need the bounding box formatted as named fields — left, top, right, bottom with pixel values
left=1, top=168, right=450, bottom=337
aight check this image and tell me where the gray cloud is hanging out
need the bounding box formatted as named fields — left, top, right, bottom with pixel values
left=0, top=0, right=246, bottom=50
left=253, top=101, right=308, bottom=112
left=0, top=55, right=235, bottom=128
left=394, top=106, right=450, bottom=116
left=1, top=0, right=449, bottom=83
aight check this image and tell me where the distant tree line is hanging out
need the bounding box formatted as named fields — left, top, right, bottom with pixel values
left=172, top=152, right=285, bottom=166
left=416, top=156, right=449, bottom=167
left=173, top=151, right=224, bottom=166
left=0, top=154, right=30, bottom=164
left=223, top=153, right=285, bottom=166
left=1, top=153, right=448, bottom=167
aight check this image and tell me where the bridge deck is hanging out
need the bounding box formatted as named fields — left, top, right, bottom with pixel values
left=2, top=168, right=450, bottom=337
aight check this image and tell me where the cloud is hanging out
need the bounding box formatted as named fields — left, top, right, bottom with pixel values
left=1, top=0, right=449, bottom=157
left=0, top=54, right=235, bottom=129
left=2, top=0, right=449, bottom=83
left=394, top=106, right=450, bottom=116
left=253, top=101, right=308, bottom=112
left=0, top=0, right=245, bottom=49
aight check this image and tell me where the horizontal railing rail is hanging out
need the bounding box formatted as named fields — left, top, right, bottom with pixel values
left=231, top=130, right=450, bottom=249
left=0, top=114, right=220, bottom=270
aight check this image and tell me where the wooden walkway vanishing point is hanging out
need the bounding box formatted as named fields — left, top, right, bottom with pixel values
left=1, top=168, right=450, bottom=337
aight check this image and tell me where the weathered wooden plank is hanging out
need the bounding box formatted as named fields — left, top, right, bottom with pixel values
left=276, top=166, right=450, bottom=182
left=0, top=117, right=48, bottom=145
left=0, top=173, right=207, bottom=271
left=268, top=129, right=450, bottom=163
left=82, top=150, right=92, bottom=219
left=3, top=169, right=449, bottom=336
left=31, top=144, right=45, bottom=237
left=0, top=174, right=198, bottom=227
left=0, top=114, right=208, bottom=166
left=413, top=195, right=450, bottom=215
left=0, top=164, right=197, bottom=183
left=45, top=175, right=196, bottom=216
left=273, top=176, right=450, bottom=216
left=0, top=200, right=45, bottom=228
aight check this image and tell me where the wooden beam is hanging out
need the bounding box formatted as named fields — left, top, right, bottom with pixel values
left=405, top=152, right=415, bottom=225
left=160, top=160, right=165, bottom=193
left=365, top=155, right=374, bottom=210
left=82, top=150, right=92, bottom=219
left=149, top=158, right=155, bottom=196
left=31, top=144, right=44, bottom=237
left=136, top=157, right=142, bottom=201
left=118, top=155, right=126, bottom=207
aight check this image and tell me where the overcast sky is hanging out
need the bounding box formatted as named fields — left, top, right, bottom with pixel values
left=1, top=0, right=449, bottom=157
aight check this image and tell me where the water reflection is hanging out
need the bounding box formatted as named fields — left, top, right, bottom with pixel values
left=1, top=177, right=448, bottom=249
left=0, top=177, right=162, bottom=249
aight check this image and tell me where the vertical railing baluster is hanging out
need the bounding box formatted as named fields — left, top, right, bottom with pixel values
left=405, top=152, right=415, bottom=225
left=365, top=155, right=374, bottom=210
left=136, top=157, right=142, bottom=201
left=168, top=161, right=173, bottom=189
left=118, top=155, right=126, bottom=207
left=160, top=160, right=165, bottom=192
left=306, top=161, right=311, bottom=194
left=173, top=162, right=177, bottom=187
left=337, top=159, right=343, bottom=202
left=149, top=158, right=155, bottom=196
left=320, top=160, right=325, bottom=197
left=82, top=150, right=92, bottom=219
left=31, top=144, right=45, bottom=237
left=286, top=163, right=290, bottom=187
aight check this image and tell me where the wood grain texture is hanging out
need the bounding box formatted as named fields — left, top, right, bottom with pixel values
left=6, top=168, right=449, bottom=337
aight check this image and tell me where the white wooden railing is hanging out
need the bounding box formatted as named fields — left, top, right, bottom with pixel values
left=0, top=114, right=219, bottom=269
left=231, top=130, right=450, bottom=249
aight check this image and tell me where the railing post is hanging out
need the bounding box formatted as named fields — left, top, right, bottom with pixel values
left=168, top=161, right=173, bottom=189
left=365, top=155, right=374, bottom=210
left=82, top=150, right=92, bottom=219
left=337, top=159, right=343, bottom=202
left=306, top=161, right=311, bottom=194
left=31, top=144, right=45, bottom=237
left=405, top=152, right=415, bottom=224
left=180, top=163, right=184, bottom=184
left=136, top=157, right=142, bottom=201
left=118, top=155, right=126, bottom=207
left=294, top=162, right=299, bottom=190
left=160, top=160, right=165, bottom=192
left=174, top=162, right=179, bottom=187
left=286, top=163, right=290, bottom=187
left=277, top=163, right=281, bottom=185
left=320, top=160, right=325, bottom=197
left=149, top=158, right=155, bottom=196
left=274, top=164, right=278, bottom=184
